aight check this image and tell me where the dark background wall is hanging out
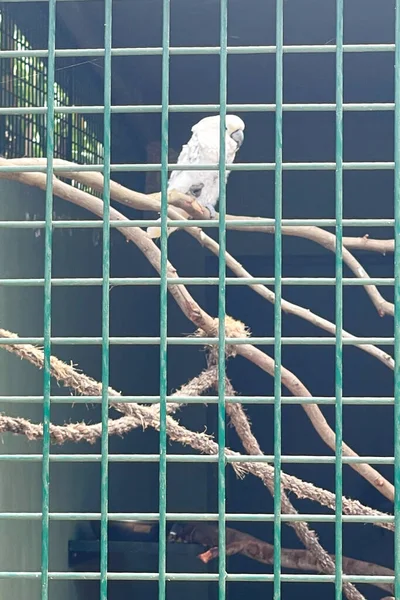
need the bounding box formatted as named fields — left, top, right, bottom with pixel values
left=0, top=0, right=396, bottom=599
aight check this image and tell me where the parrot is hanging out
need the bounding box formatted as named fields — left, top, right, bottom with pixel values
left=146, top=114, right=245, bottom=239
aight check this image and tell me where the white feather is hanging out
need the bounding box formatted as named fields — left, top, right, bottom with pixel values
left=147, top=114, right=245, bottom=239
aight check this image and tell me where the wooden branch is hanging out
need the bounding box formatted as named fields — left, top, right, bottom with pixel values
left=342, top=235, right=393, bottom=254
left=223, top=216, right=393, bottom=318
left=4, top=162, right=393, bottom=372
left=170, top=365, right=366, bottom=600
left=0, top=327, right=393, bottom=533
left=45, top=158, right=394, bottom=317
left=0, top=158, right=394, bottom=503
left=6, top=158, right=394, bottom=318
left=172, top=522, right=393, bottom=595
left=189, top=225, right=394, bottom=372
left=46, top=160, right=396, bottom=370
left=40, top=158, right=394, bottom=317
left=218, top=372, right=364, bottom=600
left=4, top=157, right=209, bottom=220
left=6, top=157, right=395, bottom=253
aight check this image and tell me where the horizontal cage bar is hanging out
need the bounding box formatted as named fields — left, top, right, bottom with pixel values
left=0, top=277, right=394, bottom=287
left=0, top=396, right=393, bottom=405
left=0, top=218, right=394, bottom=227
left=0, top=102, right=395, bottom=115
left=0, top=512, right=392, bottom=524
left=0, top=572, right=391, bottom=584
left=0, top=454, right=393, bottom=465
left=0, top=161, right=396, bottom=173
left=0, top=43, right=395, bottom=55
left=0, top=336, right=395, bottom=345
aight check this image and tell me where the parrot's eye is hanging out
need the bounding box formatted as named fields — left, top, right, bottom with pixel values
left=230, top=128, right=244, bottom=148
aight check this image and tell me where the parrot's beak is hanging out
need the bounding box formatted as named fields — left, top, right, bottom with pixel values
left=231, top=128, right=244, bottom=148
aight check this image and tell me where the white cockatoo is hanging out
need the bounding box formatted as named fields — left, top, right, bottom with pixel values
left=146, top=114, right=245, bottom=239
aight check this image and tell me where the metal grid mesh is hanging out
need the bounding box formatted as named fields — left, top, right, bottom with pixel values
left=0, top=1, right=397, bottom=599
left=0, top=4, right=104, bottom=197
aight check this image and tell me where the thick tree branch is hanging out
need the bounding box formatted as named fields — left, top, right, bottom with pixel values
left=223, top=216, right=394, bottom=318
left=7, top=158, right=394, bottom=251
left=191, top=227, right=394, bottom=372
left=0, top=160, right=394, bottom=503
left=54, top=158, right=394, bottom=317
left=172, top=522, right=393, bottom=595
left=4, top=158, right=393, bottom=318
left=210, top=366, right=364, bottom=600
left=6, top=158, right=395, bottom=251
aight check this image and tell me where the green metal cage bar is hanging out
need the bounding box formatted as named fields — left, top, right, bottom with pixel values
left=0, top=1, right=397, bottom=597
left=0, top=102, right=397, bottom=114
left=0, top=510, right=393, bottom=522
left=334, top=1, right=344, bottom=598
left=41, top=0, right=56, bottom=597
left=0, top=160, right=397, bottom=171
left=0, top=276, right=395, bottom=286
left=0, top=42, right=397, bottom=54
left=0, top=395, right=396, bottom=405
left=394, top=0, right=400, bottom=598
left=99, top=0, right=112, bottom=596
left=158, top=0, right=170, bottom=597
left=0, top=456, right=395, bottom=466
left=217, top=0, right=228, bottom=597
left=273, top=1, right=283, bottom=599
left=0, top=336, right=396, bottom=345
left=0, top=217, right=395, bottom=226
left=0, top=569, right=393, bottom=584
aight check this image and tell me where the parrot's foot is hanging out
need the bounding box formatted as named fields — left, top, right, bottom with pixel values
left=204, top=203, right=217, bottom=219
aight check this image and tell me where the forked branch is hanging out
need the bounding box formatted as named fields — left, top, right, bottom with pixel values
left=171, top=522, right=393, bottom=595
left=0, top=159, right=394, bottom=503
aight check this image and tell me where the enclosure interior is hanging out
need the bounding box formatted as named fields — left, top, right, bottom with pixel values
left=0, top=0, right=396, bottom=599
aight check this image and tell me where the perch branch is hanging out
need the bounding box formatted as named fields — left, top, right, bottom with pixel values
left=0, top=160, right=394, bottom=503
left=223, top=216, right=393, bottom=318
left=3, top=158, right=394, bottom=371
left=64, top=158, right=393, bottom=316
left=4, top=159, right=394, bottom=317
left=206, top=358, right=363, bottom=600
left=190, top=226, right=394, bottom=372
left=175, top=522, right=393, bottom=595
left=8, top=158, right=395, bottom=253
left=0, top=327, right=394, bottom=533
left=342, top=235, right=393, bottom=254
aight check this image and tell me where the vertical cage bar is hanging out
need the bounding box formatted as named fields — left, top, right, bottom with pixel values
left=40, top=0, right=56, bottom=597
left=158, top=0, right=170, bottom=597
left=273, top=1, right=283, bottom=599
left=99, top=0, right=113, bottom=597
left=334, top=0, right=344, bottom=598
left=394, top=0, right=400, bottom=597
left=218, top=0, right=228, bottom=597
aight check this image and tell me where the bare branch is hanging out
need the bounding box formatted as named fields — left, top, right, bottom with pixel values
left=40, top=158, right=393, bottom=317
left=6, top=158, right=395, bottom=253
left=5, top=158, right=393, bottom=318
left=174, top=522, right=393, bottom=595
left=44, top=159, right=395, bottom=371
left=0, top=159, right=394, bottom=502
left=4, top=157, right=209, bottom=220
left=223, top=216, right=394, bottom=318
left=188, top=224, right=394, bottom=372
left=342, top=235, right=393, bottom=254
left=216, top=370, right=364, bottom=600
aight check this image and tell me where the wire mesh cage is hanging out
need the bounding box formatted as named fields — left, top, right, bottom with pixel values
left=0, top=1, right=398, bottom=600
